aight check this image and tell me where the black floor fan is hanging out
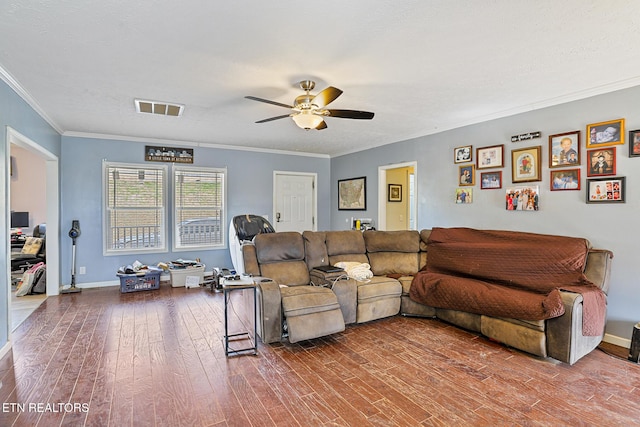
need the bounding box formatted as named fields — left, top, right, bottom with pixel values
left=61, top=220, right=82, bottom=294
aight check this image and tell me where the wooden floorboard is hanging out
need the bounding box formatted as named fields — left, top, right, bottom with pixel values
left=1, top=285, right=639, bottom=426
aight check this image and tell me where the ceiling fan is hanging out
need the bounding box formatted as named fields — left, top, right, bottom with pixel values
left=245, top=80, right=374, bottom=130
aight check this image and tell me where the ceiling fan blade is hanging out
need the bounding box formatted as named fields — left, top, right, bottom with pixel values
left=311, top=86, right=343, bottom=108
left=325, top=109, right=375, bottom=120
left=315, top=120, right=327, bottom=130
left=255, top=114, right=291, bottom=123
left=245, top=96, right=293, bottom=109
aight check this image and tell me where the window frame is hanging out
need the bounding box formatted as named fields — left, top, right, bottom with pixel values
left=102, top=161, right=168, bottom=256
left=171, top=165, right=227, bottom=252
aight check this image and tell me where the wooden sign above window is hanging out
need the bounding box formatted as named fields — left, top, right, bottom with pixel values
left=145, top=145, right=193, bottom=163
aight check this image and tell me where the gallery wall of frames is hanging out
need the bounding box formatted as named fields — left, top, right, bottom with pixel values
left=453, top=118, right=638, bottom=208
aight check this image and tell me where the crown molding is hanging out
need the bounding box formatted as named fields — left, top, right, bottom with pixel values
left=62, top=131, right=330, bottom=159
left=0, top=65, right=64, bottom=134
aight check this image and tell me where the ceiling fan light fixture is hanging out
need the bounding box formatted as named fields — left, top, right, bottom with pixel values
left=292, top=112, right=324, bottom=130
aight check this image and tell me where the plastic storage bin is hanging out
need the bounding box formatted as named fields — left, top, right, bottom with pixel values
left=118, top=270, right=161, bottom=293
left=170, top=266, right=205, bottom=287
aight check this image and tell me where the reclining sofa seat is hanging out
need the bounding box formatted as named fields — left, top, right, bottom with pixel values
left=245, top=231, right=345, bottom=344
left=402, top=229, right=614, bottom=365
left=324, top=230, right=403, bottom=323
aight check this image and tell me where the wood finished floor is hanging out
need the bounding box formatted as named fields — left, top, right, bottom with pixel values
left=1, top=284, right=639, bottom=427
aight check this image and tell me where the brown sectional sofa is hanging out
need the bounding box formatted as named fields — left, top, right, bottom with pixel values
left=242, top=227, right=613, bottom=365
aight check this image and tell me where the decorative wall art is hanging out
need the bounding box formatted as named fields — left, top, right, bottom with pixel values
left=549, top=130, right=580, bottom=167
left=629, top=129, right=640, bottom=158
left=388, top=184, right=402, bottom=202
left=505, top=185, right=539, bottom=211
left=586, top=177, right=625, bottom=203
left=455, top=188, right=472, bottom=204
left=145, top=145, right=194, bottom=163
left=454, top=145, right=472, bottom=163
left=458, top=165, right=475, bottom=186
left=511, top=146, right=542, bottom=183
left=587, top=147, right=616, bottom=176
left=586, top=118, right=624, bottom=148
left=338, top=177, right=367, bottom=210
left=480, top=171, right=502, bottom=189
left=476, top=145, right=504, bottom=169
left=550, top=169, right=580, bottom=191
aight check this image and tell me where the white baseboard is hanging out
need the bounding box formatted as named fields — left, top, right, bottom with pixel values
left=603, top=333, right=631, bottom=349
left=76, top=280, right=119, bottom=289
left=0, top=341, right=12, bottom=360
left=74, top=271, right=212, bottom=290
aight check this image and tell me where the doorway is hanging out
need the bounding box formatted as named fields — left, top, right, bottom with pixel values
left=377, top=161, right=417, bottom=231
left=273, top=171, right=317, bottom=233
left=6, top=127, right=60, bottom=332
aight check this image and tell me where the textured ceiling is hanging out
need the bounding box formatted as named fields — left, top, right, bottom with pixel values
left=2, top=1, right=640, bottom=157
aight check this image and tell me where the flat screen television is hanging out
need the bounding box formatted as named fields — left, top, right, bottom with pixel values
left=11, top=211, right=29, bottom=228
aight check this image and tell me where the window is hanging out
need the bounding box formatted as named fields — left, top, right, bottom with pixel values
left=173, top=166, right=226, bottom=250
left=104, top=162, right=167, bottom=254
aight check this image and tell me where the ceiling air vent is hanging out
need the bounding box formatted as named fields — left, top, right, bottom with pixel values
left=135, top=99, right=184, bottom=117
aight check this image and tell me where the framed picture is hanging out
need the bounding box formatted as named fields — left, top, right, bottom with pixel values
left=506, top=185, right=539, bottom=211
left=587, top=147, right=616, bottom=176
left=388, top=184, right=402, bottom=202
left=338, top=176, right=366, bottom=210
left=586, top=177, right=625, bottom=203
left=550, top=169, right=580, bottom=191
left=476, top=144, right=504, bottom=169
left=549, top=130, right=580, bottom=168
left=629, top=129, right=640, bottom=157
left=454, top=145, right=472, bottom=163
left=511, top=146, right=542, bottom=183
left=455, top=188, right=472, bottom=204
left=586, top=118, right=624, bottom=148
left=480, top=171, right=502, bottom=189
left=458, top=164, right=475, bottom=186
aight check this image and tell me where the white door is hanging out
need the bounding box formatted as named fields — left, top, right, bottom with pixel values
left=273, top=172, right=316, bottom=232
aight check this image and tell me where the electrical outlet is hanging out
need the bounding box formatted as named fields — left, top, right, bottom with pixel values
left=79, top=266, right=86, bottom=275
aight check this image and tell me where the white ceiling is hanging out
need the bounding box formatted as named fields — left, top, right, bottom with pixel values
left=3, top=1, right=640, bottom=157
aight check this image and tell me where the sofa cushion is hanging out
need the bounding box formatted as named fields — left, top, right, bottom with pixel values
left=281, top=286, right=346, bottom=343
left=357, top=276, right=402, bottom=302
left=281, top=286, right=342, bottom=317
left=325, top=230, right=366, bottom=256
left=419, top=229, right=431, bottom=251
left=255, top=232, right=305, bottom=263
left=368, top=252, right=420, bottom=276
left=260, top=261, right=310, bottom=286
left=363, top=230, right=421, bottom=275
left=363, top=230, right=420, bottom=253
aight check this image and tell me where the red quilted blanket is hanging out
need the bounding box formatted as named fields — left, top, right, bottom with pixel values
left=409, top=227, right=606, bottom=336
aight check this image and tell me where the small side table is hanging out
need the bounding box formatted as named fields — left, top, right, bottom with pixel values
left=221, top=277, right=257, bottom=356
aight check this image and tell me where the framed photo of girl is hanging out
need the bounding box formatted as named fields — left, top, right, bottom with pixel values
left=454, top=145, right=472, bottom=163
left=586, top=118, right=624, bottom=148
left=629, top=129, right=640, bottom=157
left=549, top=130, right=580, bottom=168
left=587, top=147, right=616, bottom=177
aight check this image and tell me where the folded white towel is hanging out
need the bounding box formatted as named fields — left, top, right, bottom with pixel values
left=334, top=261, right=373, bottom=282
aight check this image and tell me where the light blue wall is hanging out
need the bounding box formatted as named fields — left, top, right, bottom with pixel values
left=4, top=74, right=640, bottom=348
left=331, top=85, right=640, bottom=341
left=1, top=80, right=61, bottom=348
left=60, top=136, right=331, bottom=284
